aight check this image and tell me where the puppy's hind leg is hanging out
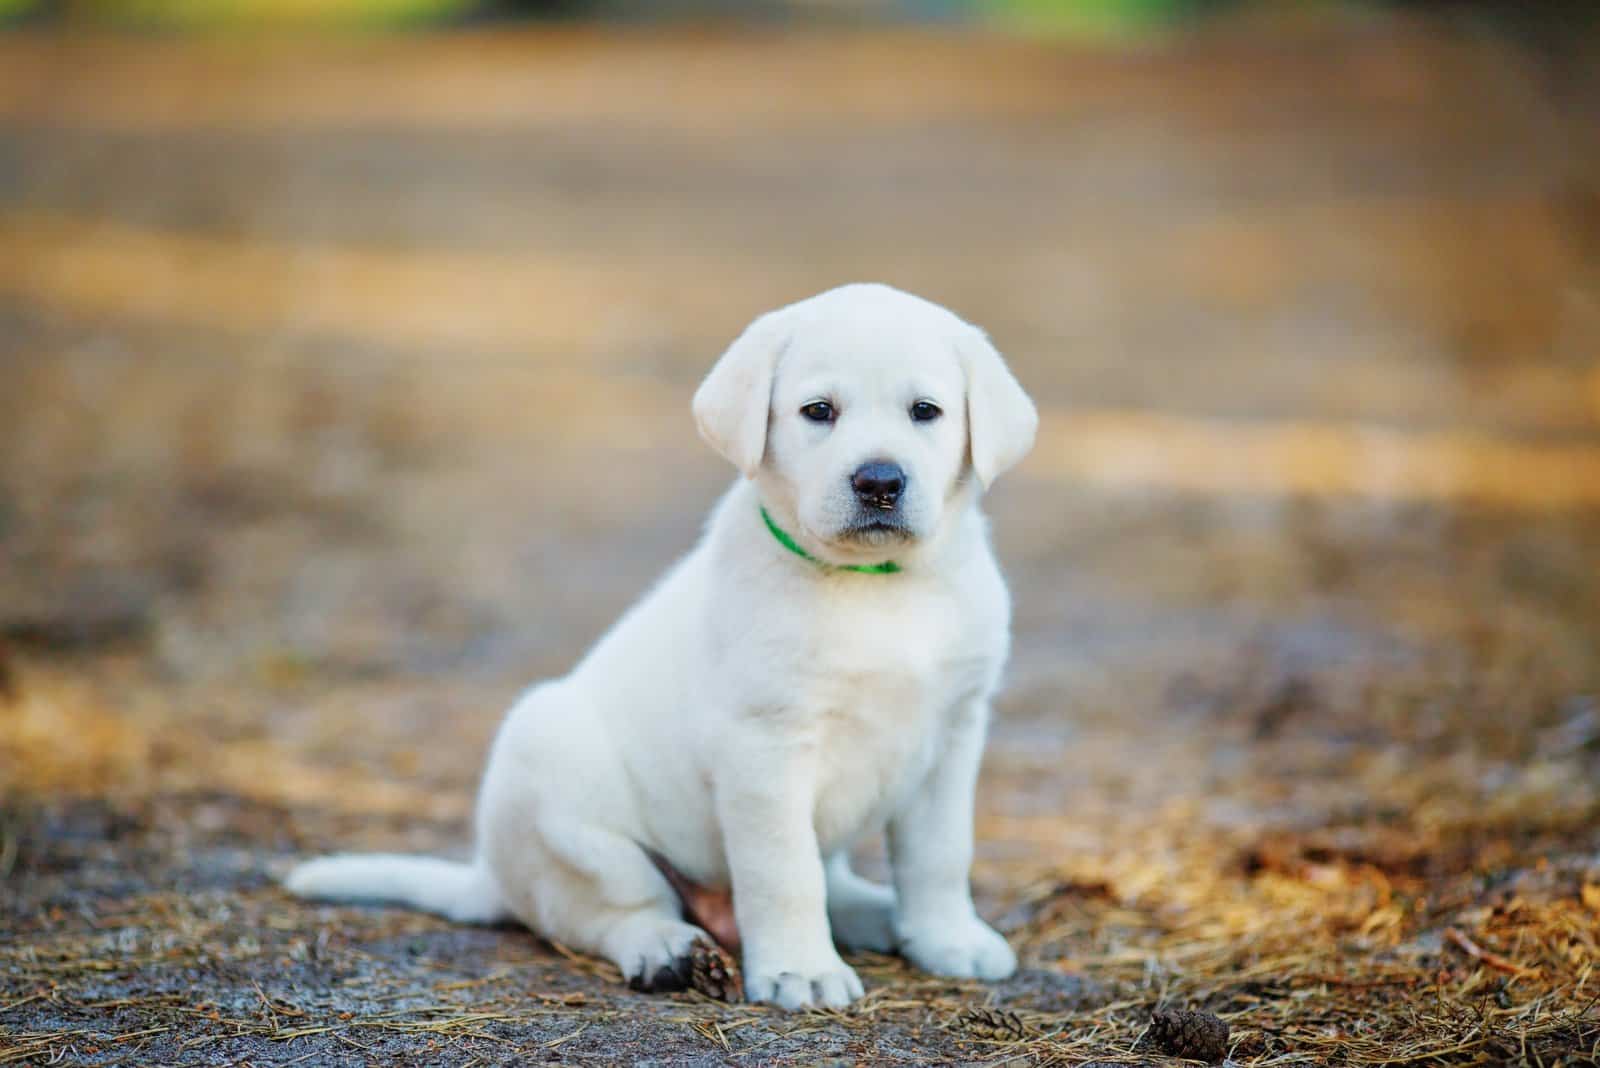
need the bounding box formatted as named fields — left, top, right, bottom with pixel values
left=485, top=813, right=714, bottom=995
left=481, top=684, right=728, bottom=996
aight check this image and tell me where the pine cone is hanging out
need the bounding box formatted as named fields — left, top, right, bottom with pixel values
left=1148, top=1008, right=1229, bottom=1063
left=687, top=936, right=743, bottom=1002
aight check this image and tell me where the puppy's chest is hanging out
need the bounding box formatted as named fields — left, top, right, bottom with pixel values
left=800, top=607, right=995, bottom=846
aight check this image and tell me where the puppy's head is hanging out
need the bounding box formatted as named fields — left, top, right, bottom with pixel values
left=694, top=284, right=1036, bottom=565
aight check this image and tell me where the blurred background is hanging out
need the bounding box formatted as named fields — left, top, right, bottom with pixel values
left=2, top=1, right=1599, bottom=1063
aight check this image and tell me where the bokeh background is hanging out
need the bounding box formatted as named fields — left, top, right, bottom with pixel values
left=3, top=1, right=1599, bottom=1064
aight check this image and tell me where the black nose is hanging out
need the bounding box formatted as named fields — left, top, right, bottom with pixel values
left=851, top=461, right=906, bottom=509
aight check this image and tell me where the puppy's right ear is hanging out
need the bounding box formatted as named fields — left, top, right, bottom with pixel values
left=693, top=308, right=791, bottom=477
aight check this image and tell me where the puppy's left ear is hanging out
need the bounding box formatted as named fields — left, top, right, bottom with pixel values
left=693, top=307, right=791, bottom=478
left=959, top=326, right=1038, bottom=488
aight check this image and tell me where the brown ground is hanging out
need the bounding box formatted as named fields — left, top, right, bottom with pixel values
left=3, top=10, right=1600, bottom=1066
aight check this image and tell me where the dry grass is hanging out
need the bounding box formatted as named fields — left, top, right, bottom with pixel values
left=5, top=625, right=1597, bottom=1064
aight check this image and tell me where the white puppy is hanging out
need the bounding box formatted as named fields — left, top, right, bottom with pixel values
left=286, top=283, right=1037, bottom=1010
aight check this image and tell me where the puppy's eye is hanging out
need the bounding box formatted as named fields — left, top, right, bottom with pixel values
left=910, top=400, right=943, bottom=423
left=800, top=401, right=836, bottom=424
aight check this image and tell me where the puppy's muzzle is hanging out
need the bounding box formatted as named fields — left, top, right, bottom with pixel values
left=851, top=461, right=905, bottom=512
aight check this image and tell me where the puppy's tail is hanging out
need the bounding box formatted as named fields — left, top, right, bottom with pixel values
left=284, top=854, right=508, bottom=925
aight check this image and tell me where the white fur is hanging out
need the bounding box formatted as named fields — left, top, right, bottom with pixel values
left=285, top=283, right=1035, bottom=1010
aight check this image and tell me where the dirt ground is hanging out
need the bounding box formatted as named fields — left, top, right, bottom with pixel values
left=4, top=10, right=1600, bottom=1065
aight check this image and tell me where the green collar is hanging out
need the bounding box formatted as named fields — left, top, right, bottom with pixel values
left=759, top=506, right=902, bottom=574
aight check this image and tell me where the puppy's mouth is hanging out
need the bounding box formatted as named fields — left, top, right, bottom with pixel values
left=837, top=517, right=915, bottom=546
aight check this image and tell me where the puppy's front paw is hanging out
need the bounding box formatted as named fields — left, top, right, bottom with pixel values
left=897, top=917, right=1016, bottom=981
left=745, top=953, right=863, bottom=1010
